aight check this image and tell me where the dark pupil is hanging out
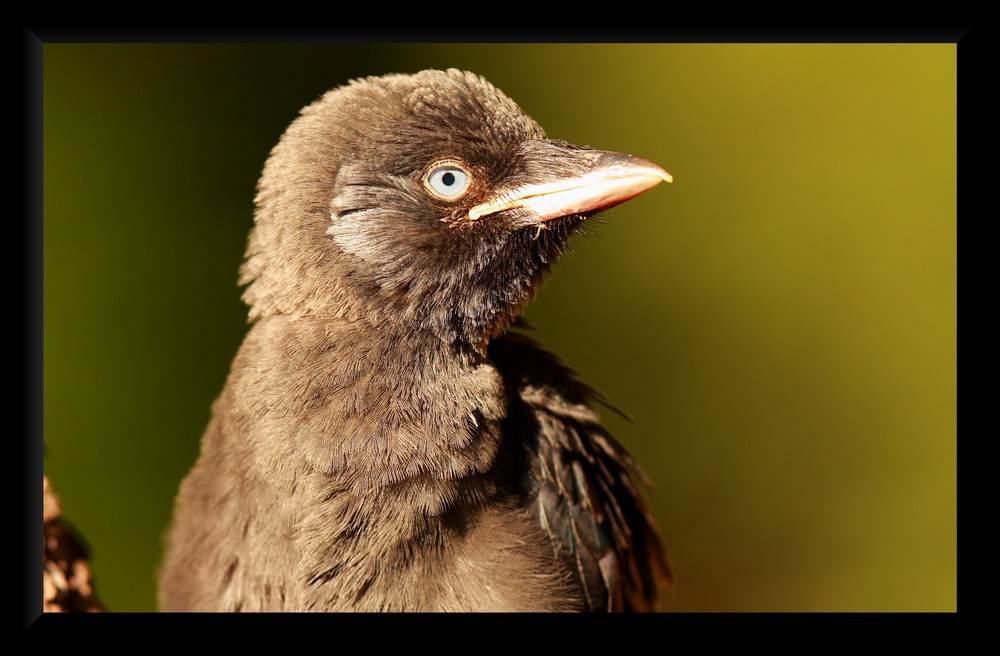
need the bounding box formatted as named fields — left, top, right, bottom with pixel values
left=441, top=172, right=456, bottom=187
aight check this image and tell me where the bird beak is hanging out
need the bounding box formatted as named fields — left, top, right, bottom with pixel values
left=468, top=147, right=672, bottom=224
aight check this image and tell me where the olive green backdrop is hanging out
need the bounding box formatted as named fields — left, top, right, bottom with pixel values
left=43, top=43, right=956, bottom=612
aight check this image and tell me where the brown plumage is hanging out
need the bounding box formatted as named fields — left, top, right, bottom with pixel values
left=159, top=69, right=671, bottom=612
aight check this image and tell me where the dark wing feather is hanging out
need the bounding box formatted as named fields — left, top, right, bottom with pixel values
left=489, top=331, right=671, bottom=612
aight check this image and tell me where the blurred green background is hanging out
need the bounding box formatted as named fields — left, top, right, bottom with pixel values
left=43, top=43, right=956, bottom=612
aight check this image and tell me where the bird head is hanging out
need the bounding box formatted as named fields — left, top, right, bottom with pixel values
left=241, top=69, right=670, bottom=349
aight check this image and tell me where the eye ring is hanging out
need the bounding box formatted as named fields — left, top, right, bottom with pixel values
left=423, top=160, right=472, bottom=201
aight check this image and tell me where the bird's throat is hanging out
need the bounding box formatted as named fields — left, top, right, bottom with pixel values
left=231, top=316, right=509, bottom=496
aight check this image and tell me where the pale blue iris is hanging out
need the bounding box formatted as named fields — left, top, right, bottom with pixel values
left=427, top=166, right=469, bottom=198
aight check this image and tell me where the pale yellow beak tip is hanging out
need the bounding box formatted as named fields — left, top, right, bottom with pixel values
left=639, top=160, right=672, bottom=184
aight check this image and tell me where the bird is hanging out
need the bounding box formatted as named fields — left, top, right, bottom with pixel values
left=159, top=69, right=672, bottom=612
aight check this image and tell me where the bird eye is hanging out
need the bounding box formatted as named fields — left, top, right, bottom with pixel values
left=424, top=162, right=471, bottom=200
